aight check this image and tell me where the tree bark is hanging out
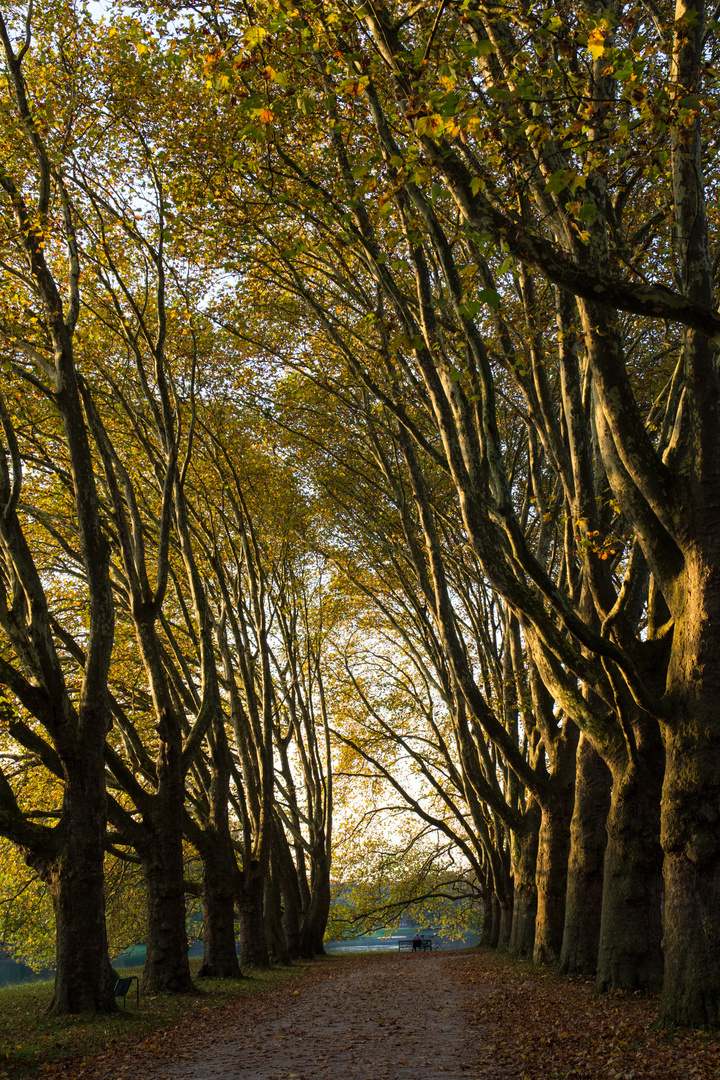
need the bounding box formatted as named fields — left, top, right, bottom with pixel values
left=0, top=36, right=117, bottom=1008
left=488, top=895, right=501, bottom=947
left=509, top=806, right=539, bottom=958
left=264, top=861, right=291, bottom=965
left=237, top=861, right=270, bottom=967
left=140, top=757, right=194, bottom=994
left=559, top=736, right=611, bottom=975
left=661, top=732, right=720, bottom=1025
left=192, top=721, right=242, bottom=980
left=141, top=850, right=193, bottom=993
left=498, top=897, right=513, bottom=950
left=299, top=840, right=331, bottom=958
left=273, top=821, right=302, bottom=959
left=483, top=893, right=498, bottom=947
left=659, top=574, right=720, bottom=1024
left=32, top=760, right=116, bottom=1014
left=533, top=774, right=575, bottom=965
left=480, top=880, right=494, bottom=946
left=596, top=731, right=664, bottom=993
left=198, top=838, right=242, bottom=979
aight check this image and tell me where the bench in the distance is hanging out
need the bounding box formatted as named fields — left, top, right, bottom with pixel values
left=398, top=937, right=432, bottom=951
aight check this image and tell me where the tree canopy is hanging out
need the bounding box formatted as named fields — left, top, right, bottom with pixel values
left=0, top=0, right=719, bottom=1029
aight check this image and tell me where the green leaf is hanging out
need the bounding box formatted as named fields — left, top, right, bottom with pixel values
left=478, top=288, right=501, bottom=309
left=545, top=169, right=576, bottom=194
left=577, top=203, right=597, bottom=222
left=473, top=39, right=497, bottom=56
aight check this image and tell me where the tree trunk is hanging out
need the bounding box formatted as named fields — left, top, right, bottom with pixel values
left=479, top=881, right=494, bottom=946
left=498, top=897, right=513, bottom=950
left=534, top=784, right=574, bottom=966
left=142, top=858, right=194, bottom=992
left=509, top=808, right=539, bottom=958
left=195, top=720, right=242, bottom=980
left=264, top=861, right=291, bottom=965
left=237, top=861, right=270, bottom=967
left=198, top=838, right=242, bottom=979
left=596, top=732, right=664, bottom=993
left=299, top=844, right=331, bottom=958
left=141, top=782, right=194, bottom=993
left=35, top=762, right=116, bottom=1014
left=655, top=0, right=720, bottom=1023
left=559, top=735, right=611, bottom=975
left=274, top=826, right=302, bottom=960
left=294, top=842, right=312, bottom=914
left=661, top=730, right=720, bottom=1025
left=483, top=894, right=497, bottom=947
left=659, top=590, right=720, bottom=1025
left=488, top=895, right=501, bottom=947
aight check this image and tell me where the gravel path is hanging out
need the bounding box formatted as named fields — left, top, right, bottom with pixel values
left=159, top=953, right=479, bottom=1080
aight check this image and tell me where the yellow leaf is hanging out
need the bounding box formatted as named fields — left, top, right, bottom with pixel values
left=587, top=28, right=607, bottom=60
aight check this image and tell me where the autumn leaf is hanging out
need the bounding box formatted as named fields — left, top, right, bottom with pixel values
left=588, top=27, right=608, bottom=59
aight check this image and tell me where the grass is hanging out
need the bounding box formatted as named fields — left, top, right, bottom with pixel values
left=0, top=956, right=326, bottom=1078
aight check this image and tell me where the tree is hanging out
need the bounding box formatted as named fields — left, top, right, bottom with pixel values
left=0, top=5, right=117, bottom=1013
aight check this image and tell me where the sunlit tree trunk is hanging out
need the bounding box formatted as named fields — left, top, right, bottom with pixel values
left=660, top=555, right=720, bottom=1024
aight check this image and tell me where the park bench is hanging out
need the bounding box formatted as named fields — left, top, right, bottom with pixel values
left=398, top=937, right=433, bottom=951
left=114, top=975, right=140, bottom=1009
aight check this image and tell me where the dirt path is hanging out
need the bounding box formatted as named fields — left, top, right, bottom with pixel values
left=157, top=953, right=478, bottom=1080
left=38, top=948, right=720, bottom=1080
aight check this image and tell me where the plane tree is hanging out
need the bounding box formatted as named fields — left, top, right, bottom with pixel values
left=0, top=6, right=119, bottom=1013
left=270, top=553, right=335, bottom=958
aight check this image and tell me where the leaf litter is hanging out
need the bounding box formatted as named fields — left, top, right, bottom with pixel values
left=34, top=950, right=720, bottom=1080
